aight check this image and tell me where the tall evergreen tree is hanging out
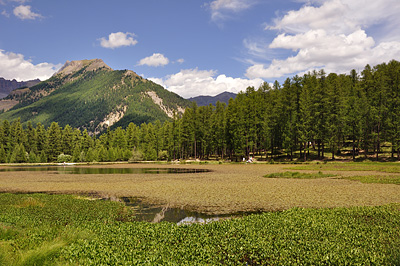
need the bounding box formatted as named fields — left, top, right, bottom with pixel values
left=46, top=122, right=63, bottom=161
left=62, top=124, right=74, bottom=155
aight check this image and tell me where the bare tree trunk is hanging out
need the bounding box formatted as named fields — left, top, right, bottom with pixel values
left=376, top=123, right=380, bottom=161
left=271, top=138, right=274, bottom=160
left=299, top=143, right=302, bottom=158
left=352, top=127, right=356, bottom=160
left=194, top=135, right=197, bottom=159
left=364, top=131, right=368, bottom=158
left=290, top=148, right=293, bottom=161
left=391, top=142, right=395, bottom=159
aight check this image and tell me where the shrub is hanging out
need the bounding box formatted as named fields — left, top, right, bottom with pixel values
left=158, top=150, right=168, bottom=161
left=129, top=149, right=144, bottom=162
left=57, top=153, right=73, bottom=163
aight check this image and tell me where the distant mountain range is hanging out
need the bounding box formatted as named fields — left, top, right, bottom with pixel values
left=0, top=59, right=190, bottom=134
left=0, top=77, right=40, bottom=99
left=188, top=91, right=237, bottom=106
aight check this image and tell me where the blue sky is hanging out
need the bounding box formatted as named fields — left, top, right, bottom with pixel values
left=1, top=0, right=400, bottom=98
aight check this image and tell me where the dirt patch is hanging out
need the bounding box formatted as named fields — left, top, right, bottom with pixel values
left=0, top=99, right=19, bottom=111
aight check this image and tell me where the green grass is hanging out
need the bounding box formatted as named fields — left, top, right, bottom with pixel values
left=0, top=193, right=399, bottom=265
left=264, top=171, right=336, bottom=179
left=342, top=175, right=400, bottom=185
left=0, top=193, right=134, bottom=265
left=289, top=161, right=400, bottom=173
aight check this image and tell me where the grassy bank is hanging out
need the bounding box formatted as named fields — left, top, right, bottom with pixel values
left=288, top=161, right=400, bottom=173
left=0, top=193, right=399, bottom=265
left=264, top=170, right=400, bottom=184
left=264, top=171, right=336, bottom=179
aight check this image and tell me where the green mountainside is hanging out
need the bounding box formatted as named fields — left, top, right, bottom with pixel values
left=0, top=59, right=189, bottom=133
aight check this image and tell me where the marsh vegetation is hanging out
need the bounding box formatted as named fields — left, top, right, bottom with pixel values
left=0, top=162, right=399, bottom=264
left=0, top=193, right=399, bottom=265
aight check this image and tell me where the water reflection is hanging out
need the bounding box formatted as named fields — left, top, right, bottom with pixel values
left=121, top=197, right=227, bottom=225
left=0, top=167, right=211, bottom=175
left=177, top=217, right=220, bottom=225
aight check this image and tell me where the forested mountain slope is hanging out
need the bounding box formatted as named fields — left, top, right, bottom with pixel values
left=0, top=59, right=189, bottom=134
left=188, top=91, right=237, bottom=106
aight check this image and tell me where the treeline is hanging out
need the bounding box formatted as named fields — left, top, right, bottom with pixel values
left=0, top=119, right=164, bottom=163
left=172, top=60, right=400, bottom=161
left=0, top=60, right=399, bottom=163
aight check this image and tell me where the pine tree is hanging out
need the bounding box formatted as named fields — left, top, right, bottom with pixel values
left=80, top=129, right=93, bottom=152
left=226, top=95, right=246, bottom=160
left=126, top=122, right=139, bottom=150
left=97, top=145, right=107, bottom=162
left=36, top=122, right=47, bottom=155
left=39, top=150, right=48, bottom=163
left=107, top=147, right=116, bottom=162
left=385, top=60, right=400, bottom=159
left=0, top=145, right=6, bottom=163
left=62, top=124, right=74, bottom=155
left=16, top=143, right=27, bottom=163
left=1, top=120, right=11, bottom=154
left=72, top=144, right=81, bottom=162
left=25, top=121, right=36, bottom=153
left=28, top=150, right=38, bottom=163
left=46, top=122, right=63, bottom=161
left=113, top=127, right=127, bottom=149
left=325, top=73, right=344, bottom=159
left=211, top=101, right=227, bottom=159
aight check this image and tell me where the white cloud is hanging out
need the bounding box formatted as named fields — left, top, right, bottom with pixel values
left=99, top=32, right=138, bottom=49
left=208, top=0, right=257, bottom=21
left=269, top=0, right=400, bottom=35
left=1, top=0, right=29, bottom=5
left=149, top=68, right=263, bottom=98
left=138, top=53, right=169, bottom=67
left=0, top=50, right=62, bottom=81
left=245, top=0, right=400, bottom=79
left=1, top=9, right=9, bottom=17
left=0, top=0, right=29, bottom=5
left=176, top=58, right=185, bottom=64
left=246, top=29, right=400, bottom=79
left=13, top=5, right=42, bottom=20
left=10, top=0, right=29, bottom=3
left=243, top=39, right=272, bottom=61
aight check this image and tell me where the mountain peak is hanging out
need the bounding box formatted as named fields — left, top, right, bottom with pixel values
left=188, top=91, right=237, bottom=106
left=0, top=58, right=190, bottom=133
left=55, top=59, right=112, bottom=76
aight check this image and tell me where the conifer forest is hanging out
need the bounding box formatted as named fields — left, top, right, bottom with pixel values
left=1, top=60, right=400, bottom=163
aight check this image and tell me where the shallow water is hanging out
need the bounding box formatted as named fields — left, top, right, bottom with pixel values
left=1, top=166, right=223, bottom=224
left=0, top=166, right=211, bottom=175
left=121, top=197, right=228, bottom=224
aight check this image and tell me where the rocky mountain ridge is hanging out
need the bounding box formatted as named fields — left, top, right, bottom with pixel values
left=0, top=77, right=40, bottom=99
left=0, top=59, right=190, bottom=133
left=188, top=91, right=237, bottom=106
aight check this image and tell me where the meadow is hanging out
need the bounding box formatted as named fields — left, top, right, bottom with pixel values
left=0, top=162, right=400, bottom=265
